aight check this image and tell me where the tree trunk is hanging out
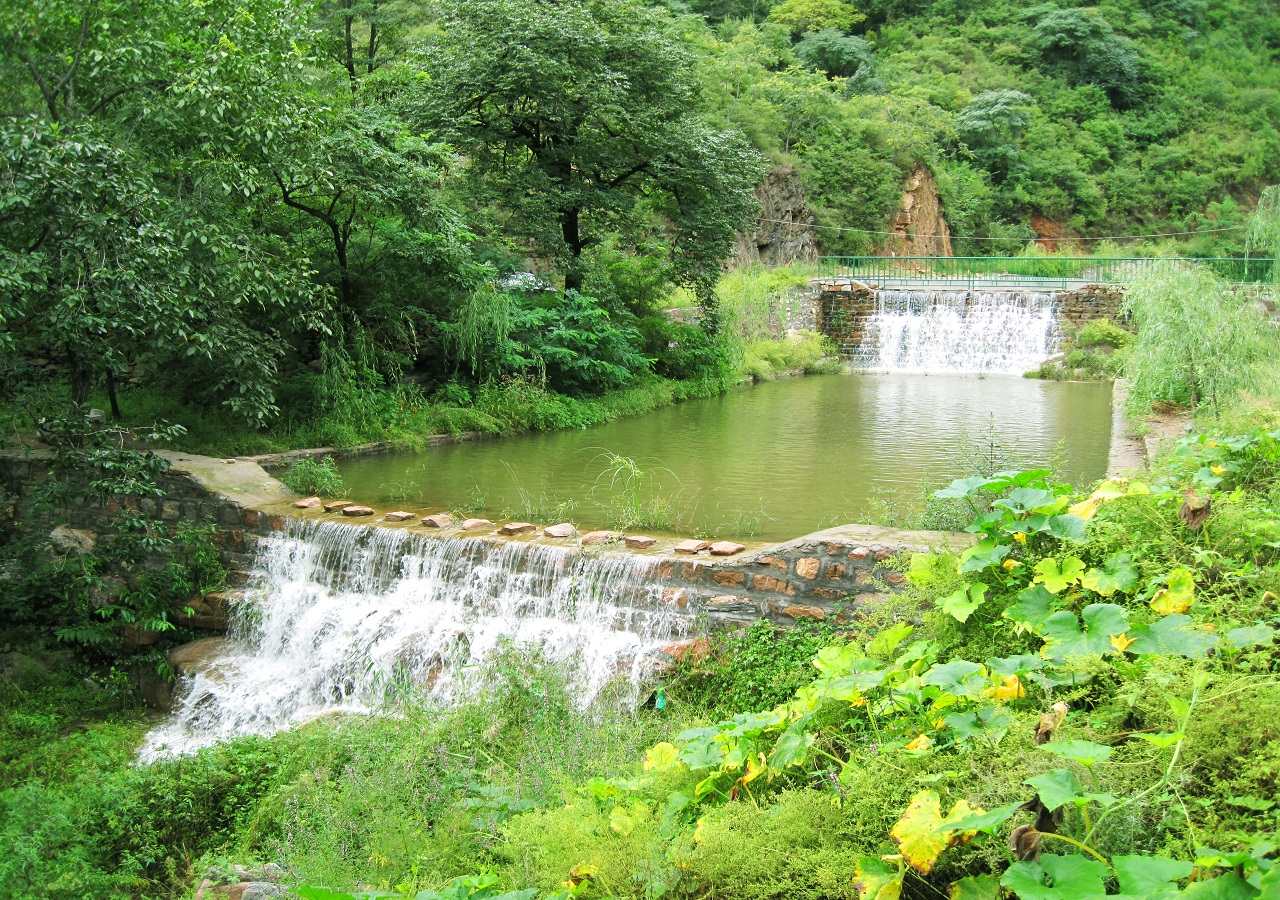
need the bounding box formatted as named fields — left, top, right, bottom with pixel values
left=105, top=369, right=120, bottom=420
left=561, top=207, right=584, bottom=293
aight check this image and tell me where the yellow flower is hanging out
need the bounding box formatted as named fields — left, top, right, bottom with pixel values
left=1002, top=559, right=1021, bottom=570
left=994, top=674, right=1025, bottom=701
left=1109, top=632, right=1136, bottom=653
left=904, top=734, right=933, bottom=751
left=1210, top=465, right=1225, bottom=476
left=1013, top=532, right=1027, bottom=545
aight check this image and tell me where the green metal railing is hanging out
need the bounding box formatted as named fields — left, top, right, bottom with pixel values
left=819, top=256, right=1276, bottom=289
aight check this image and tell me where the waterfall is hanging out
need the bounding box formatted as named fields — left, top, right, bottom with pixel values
left=140, top=520, right=690, bottom=760
left=856, top=289, right=1059, bottom=375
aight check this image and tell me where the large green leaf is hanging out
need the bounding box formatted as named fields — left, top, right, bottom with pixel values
left=987, top=654, right=1047, bottom=677
left=1004, top=585, right=1059, bottom=633
left=923, top=660, right=988, bottom=699
left=1127, top=614, right=1220, bottom=658
left=1044, top=514, right=1088, bottom=542
left=1081, top=552, right=1140, bottom=596
left=1039, top=740, right=1113, bottom=767
left=1224, top=625, right=1276, bottom=650
left=945, top=708, right=1013, bottom=744
left=949, top=874, right=1002, bottom=899
left=679, top=738, right=725, bottom=770
left=1025, top=768, right=1085, bottom=811
left=935, top=475, right=992, bottom=499
left=1000, top=855, right=1109, bottom=899
left=995, top=487, right=1059, bottom=514
left=768, top=725, right=815, bottom=769
left=1041, top=604, right=1131, bottom=661
left=945, top=802, right=1022, bottom=833
left=1033, top=556, right=1087, bottom=594
left=959, top=538, right=1011, bottom=574
left=1111, top=855, right=1194, bottom=895
left=942, top=582, right=989, bottom=623
left=1180, top=873, right=1262, bottom=899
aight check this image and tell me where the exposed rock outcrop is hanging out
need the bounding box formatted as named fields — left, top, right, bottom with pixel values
left=886, top=166, right=952, bottom=257
left=733, top=165, right=819, bottom=267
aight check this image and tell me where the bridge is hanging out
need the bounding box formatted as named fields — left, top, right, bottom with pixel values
left=819, top=256, right=1276, bottom=291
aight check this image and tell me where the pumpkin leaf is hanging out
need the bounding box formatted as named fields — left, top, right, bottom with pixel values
left=942, top=582, right=988, bottom=623
left=1081, top=552, right=1140, bottom=596
left=1041, top=604, right=1131, bottom=662
left=1127, top=614, right=1219, bottom=659
left=1150, top=568, right=1196, bottom=615
left=923, top=660, right=988, bottom=700
left=959, top=538, right=1010, bottom=574
left=1111, top=855, right=1194, bottom=896
left=1038, top=740, right=1112, bottom=767
left=644, top=742, right=680, bottom=771
left=853, top=857, right=902, bottom=900
left=889, top=790, right=980, bottom=874
left=1033, top=557, right=1086, bottom=594
left=1025, top=768, right=1085, bottom=812
left=1004, top=585, right=1060, bottom=633
left=1224, top=624, right=1276, bottom=650
left=948, top=874, right=1001, bottom=900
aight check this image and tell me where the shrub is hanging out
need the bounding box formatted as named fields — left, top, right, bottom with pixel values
left=280, top=457, right=346, bottom=497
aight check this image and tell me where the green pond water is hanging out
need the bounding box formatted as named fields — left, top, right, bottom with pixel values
left=336, top=374, right=1114, bottom=541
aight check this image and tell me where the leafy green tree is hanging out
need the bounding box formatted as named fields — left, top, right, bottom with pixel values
left=314, top=0, right=419, bottom=87
left=793, top=28, right=876, bottom=78
left=1031, top=7, right=1142, bottom=108
left=419, top=0, right=765, bottom=300
left=767, top=0, right=864, bottom=34
left=955, top=90, right=1036, bottom=180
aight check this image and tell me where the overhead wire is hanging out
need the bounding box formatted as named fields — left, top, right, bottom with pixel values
left=756, top=217, right=1249, bottom=241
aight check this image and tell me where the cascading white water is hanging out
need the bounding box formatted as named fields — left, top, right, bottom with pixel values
left=140, top=520, right=690, bottom=760
left=856, top=289, right=1059, bottom=374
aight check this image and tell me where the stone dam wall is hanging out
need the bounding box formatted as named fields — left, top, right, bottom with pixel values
left=814, top=280, right=1126, bottom=358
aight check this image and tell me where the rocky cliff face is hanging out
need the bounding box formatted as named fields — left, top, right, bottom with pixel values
left=885, top=166, right=952, bottom=257
left=733, top=165, right=819, bottom=267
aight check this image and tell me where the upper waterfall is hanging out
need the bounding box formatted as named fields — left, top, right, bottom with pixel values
left=855, top=289, right=1060, bottom=375
left=140, top=520, right=689, bottom=760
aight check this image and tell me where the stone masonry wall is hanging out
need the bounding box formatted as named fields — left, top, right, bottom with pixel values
left=0, top=453, right=284, bottom=632
left=651, top=524, right=971, bottom=629
left=812, top=280, right=1127, bottom=359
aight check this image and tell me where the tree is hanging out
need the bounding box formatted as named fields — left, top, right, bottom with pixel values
left=1031, top=7, right=1142, bottom=108
left=767, top=0, right=864, bottom=35
left=955, top=90, right=1037, bottom=181
left=419, top=0, right=765, bottom=299
left=794, top=28, right=876, bottom=79
left=0, top=0, right=326, bottom=424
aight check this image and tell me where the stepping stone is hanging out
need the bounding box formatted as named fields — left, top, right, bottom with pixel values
left=581, top=530, right=623, bottom=545
left=460, top=518, right=493, bottom=530
left=500, top=522, right=536, bottom=536
left=323, top=500, right=354, bottom=512
left=544, top=523, right=577, bottom=538
left=673, top=539, right=710, bottom=554
left=293, top=497, right=322, bottom=509
left=625, top=535, right=657, bottom=549
left=422, top=513, right=454, bottom=528
left=341, top=505, right=374, bottom=517
left=385, top=511, right=415, bottom=522
left=709, top=541, right=746, bottom=556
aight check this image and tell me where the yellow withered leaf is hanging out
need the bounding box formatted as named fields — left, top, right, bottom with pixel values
left=1150, top=568, right=1195, bottom=615
left=890, top=791, right=982, bottom=874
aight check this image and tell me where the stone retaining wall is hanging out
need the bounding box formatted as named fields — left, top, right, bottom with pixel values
left=811, top=280, right=1127, bottom=359
left=650, top=524, right=969, bottom=627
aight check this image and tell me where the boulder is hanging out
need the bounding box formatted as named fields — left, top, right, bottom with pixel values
left=422, top=513, right=455, bottom=528
left=581, top=530, right=623, bottom=545
left=50, top=525, right=95, bottom=554
left=544, top=523, right=577, bottom=538
left=673, top=539, right=710, bottom=554
left=323, top=500, right=354, bottom=512
left=625, top=535, right=657, bottom=549
left=293, top=497, right=322, bottom=509
left=709, top=541, right=746, bottom=556
left=169, top=637, right=228, bottom=677
left=385, top=511, right=415, bottom=522
left=500, top=522, right=536, bottom=536
left=341, top=505, right=374, bottom=517
left=460, top=518, right=493, bottom=530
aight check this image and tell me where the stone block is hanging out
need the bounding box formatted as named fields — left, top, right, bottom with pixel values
left=681, top=561, right=702, bottom=581
left=795, top=557, right=820, bottom=579
left=885, top=571, right=906, bottom=585
left=874, top=549, right=895, bottom=561
left=341, top=505, right=374, bottom=517
left=674, top=539, right=710, bottom=554
left=625, top=535, right=657, bottom=549
left=655, top=561, right=674, bottom=579
left=423, top=513, right=455, bottom=528
left=242, top=508, right=261, bottom=528
left=499, top=522, right=535, bottom=535
left=855, top=570, right=877, bottom=585
left=709, top=541, right=745, bottom=556
left=849, top=547, right=871, bottom=561
left=712, top=569, right=745, bottom=587
left=781, top=604, right=825, bottom=621
left=385, top=511, right=415, bottom=522
left=544, top=523, right=577, bottom=538
left=756, top=556, right=787, bottom=571
left=823, top=542, right=847, bottom=555
left=581, top=530, right=622, bottom=545
left=661, top=587, right=689, bottom=608
left=810, top=587, right=847, bottom=602
left=323, top=500, right=354, bottom=512
left=294, top=496, right=322, bottom=509
left=659, top=637, right=711, bottom=664
left=705, top=595, right=760, bottom=617
left=460, top=518, right=493, bottom=530
left=267, top=515, right=286, bottom=532
left=826, top=563, right=846, bottom=580
left=754, top=574, right=796, bottom=596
